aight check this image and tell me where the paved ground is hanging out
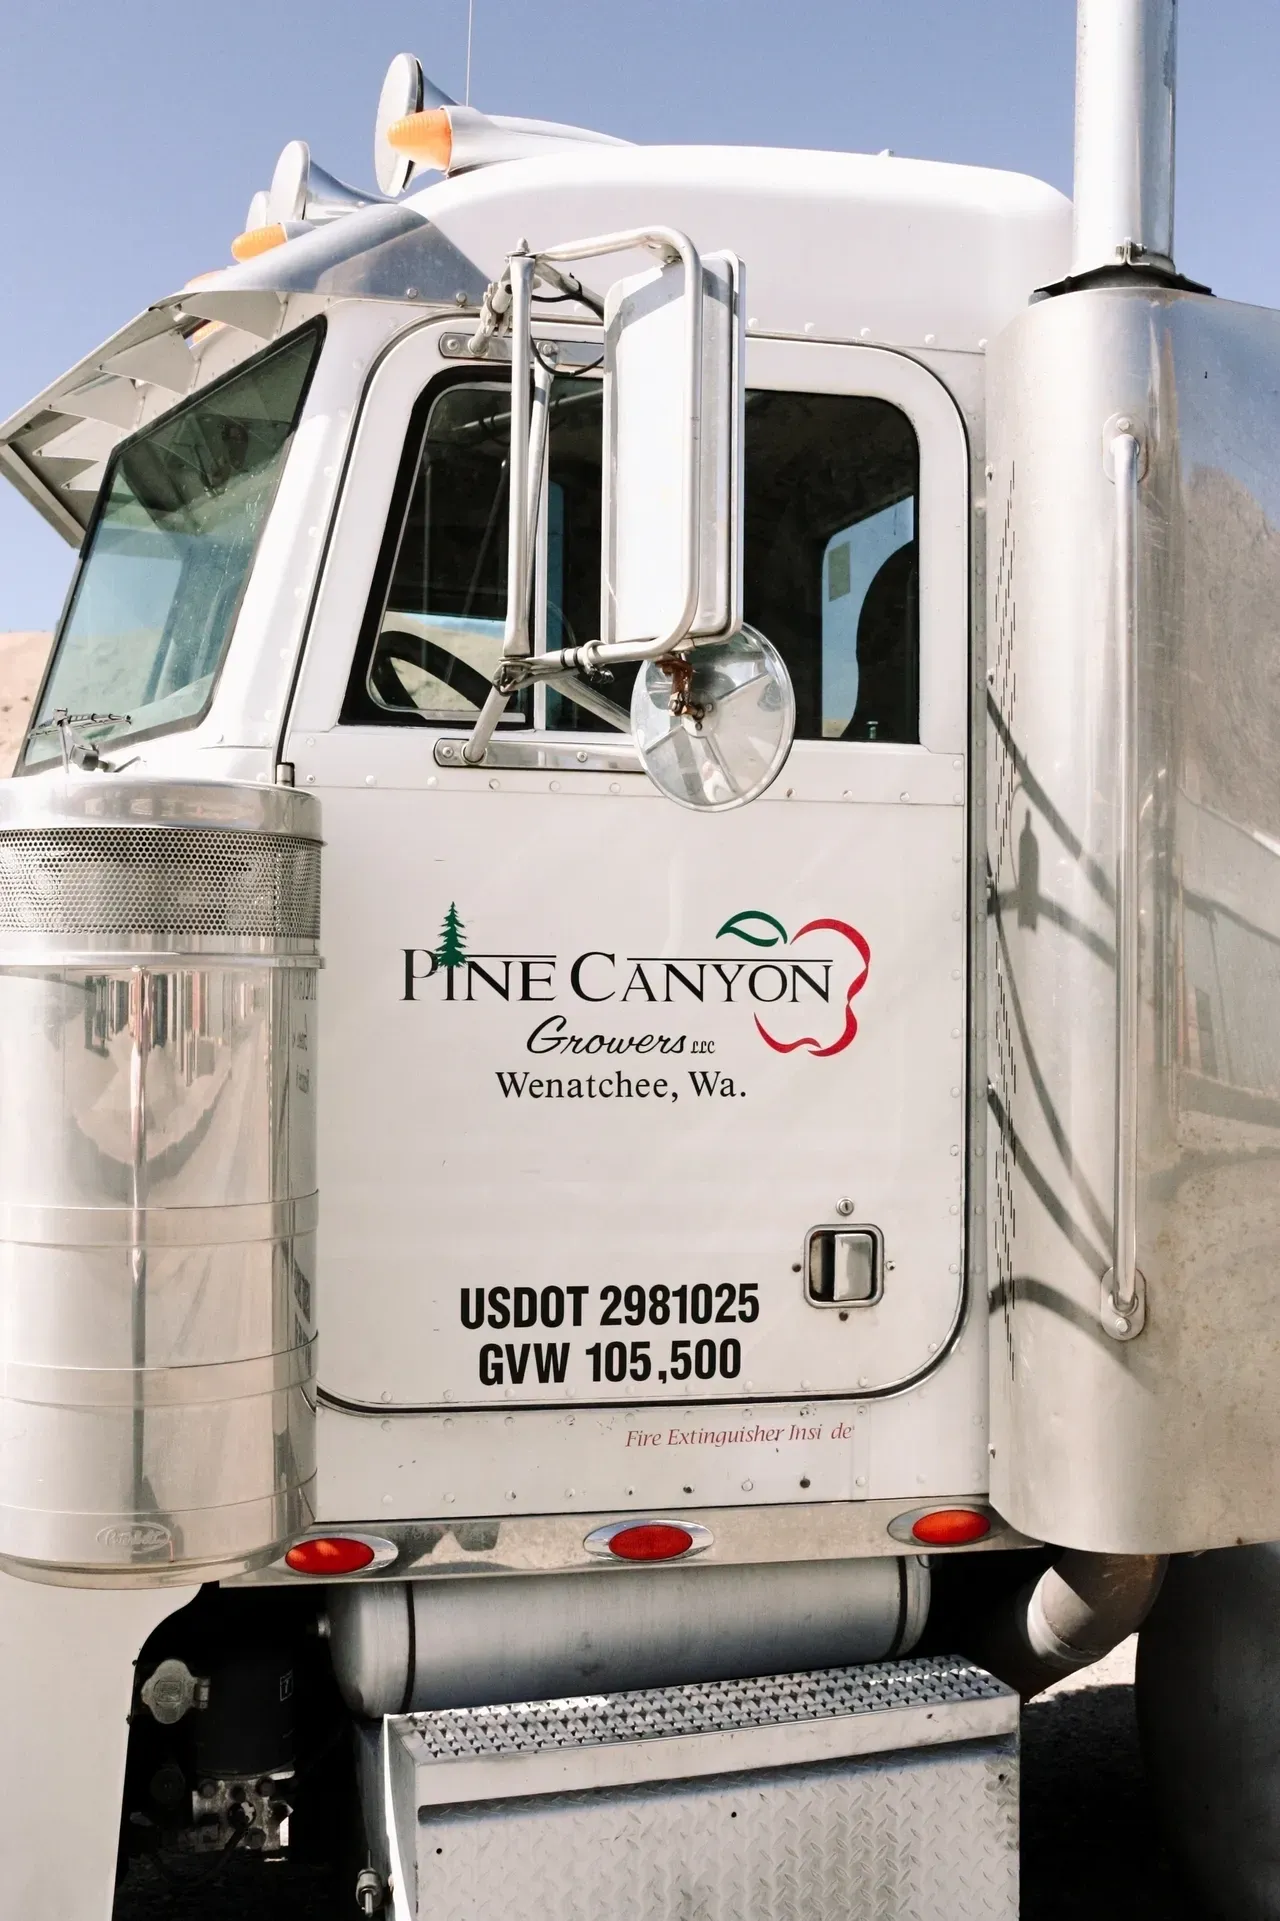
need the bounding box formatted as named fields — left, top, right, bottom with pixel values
left=113, top=1640, right=1200, bottom=1920
left=1021, top=1641, right=1195, bottom=1920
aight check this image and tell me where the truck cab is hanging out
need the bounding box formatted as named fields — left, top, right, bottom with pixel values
left=5, top=11, right=1280, bottom=1917
left=10, top=143, right=1069, bottom=1546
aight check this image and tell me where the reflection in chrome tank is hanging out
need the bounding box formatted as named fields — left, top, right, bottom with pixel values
left=987, top=287, right=1280, bottom=1553
left=0, top=779, right=320, bottom=1584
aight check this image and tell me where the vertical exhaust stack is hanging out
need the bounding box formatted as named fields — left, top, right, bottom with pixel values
left=1071, top=0, right=1178, bottom=279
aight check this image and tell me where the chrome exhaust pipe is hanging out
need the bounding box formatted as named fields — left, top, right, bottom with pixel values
left=1072, top=0, right=1178, bottom=278
left=969, top=1550, right=1166, bottom=1700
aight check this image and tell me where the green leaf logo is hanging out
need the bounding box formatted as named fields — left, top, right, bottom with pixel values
left=715, top=909, right=788, bottom=948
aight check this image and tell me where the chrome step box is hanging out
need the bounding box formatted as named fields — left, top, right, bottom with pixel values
left=379, top=1657, right=1018, bottom=1919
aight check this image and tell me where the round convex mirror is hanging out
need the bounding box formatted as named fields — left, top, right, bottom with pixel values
left=630, top=626, right=796, bottom=812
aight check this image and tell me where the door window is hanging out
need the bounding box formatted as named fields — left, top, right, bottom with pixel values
left=346, top=371, right=918, bottom=743
left=744, top=391, right=918, bottom=742
left=358, top=380, right=529, bottom=728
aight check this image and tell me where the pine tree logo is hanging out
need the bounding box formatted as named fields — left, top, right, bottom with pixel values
left=435, top=902, right=468, bottom=970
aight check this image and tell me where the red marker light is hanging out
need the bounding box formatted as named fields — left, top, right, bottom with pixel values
left=910, top=1508, right=991, bottom=1547
left=285, top=1536, right=376, bottom=1576
left=606, top=1523, right=695, bottom=1561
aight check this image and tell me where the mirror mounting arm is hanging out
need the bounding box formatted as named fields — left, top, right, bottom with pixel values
left=461, top=226, right=705, bottom=767
left=532, top=260, right=606, bottom=318
left=503, top=251, right=536, bottom=669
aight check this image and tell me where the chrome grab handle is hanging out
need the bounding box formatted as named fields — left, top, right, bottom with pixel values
left=1103, top=427, right=1146, bottom=1341
left=463, top=253, right=548, bottom=765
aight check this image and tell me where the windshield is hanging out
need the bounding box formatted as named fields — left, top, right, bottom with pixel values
left=24, top=323, right=321, bottom=769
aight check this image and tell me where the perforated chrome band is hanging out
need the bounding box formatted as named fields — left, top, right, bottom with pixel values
left=0, top=828, right=321, bottom=939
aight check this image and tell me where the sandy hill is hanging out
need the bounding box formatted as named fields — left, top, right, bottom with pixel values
left=0, top=632, right=52, bottom=774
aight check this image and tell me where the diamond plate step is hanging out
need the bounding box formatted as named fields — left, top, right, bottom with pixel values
left=383, top=1657, right=1019, bottom=1919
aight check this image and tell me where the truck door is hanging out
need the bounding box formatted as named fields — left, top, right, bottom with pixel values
left=283, top=318, right=970, bottom=1413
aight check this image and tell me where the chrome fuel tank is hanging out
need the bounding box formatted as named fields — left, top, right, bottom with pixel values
left=987, top=285, right=1280, bottom=1552
left=0, top=777, right=320, bottom=1583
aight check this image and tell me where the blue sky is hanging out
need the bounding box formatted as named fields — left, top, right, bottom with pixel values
left=3, top=0, right=1279, bottom=631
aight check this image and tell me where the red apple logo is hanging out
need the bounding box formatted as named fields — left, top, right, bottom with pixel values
left=716, top=911, right=871, bottom=1057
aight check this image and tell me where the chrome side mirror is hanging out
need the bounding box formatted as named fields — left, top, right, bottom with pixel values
left=602, top=246, right=742, bottom=653
left=460, top=228, right=795, bottom=810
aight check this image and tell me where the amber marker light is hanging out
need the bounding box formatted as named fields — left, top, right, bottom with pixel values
left=285, top=1536, right=376, bottom=1575
left=386, top=108, right=453, bottom=171
left=909, top=1508, right=991, bottom=1547
left=231, top=223, right=289, bottom=263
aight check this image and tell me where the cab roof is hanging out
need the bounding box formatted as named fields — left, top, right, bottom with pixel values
left=0, top=142, right=1069, bottom=545
left=412, top=143, right=1070, bottom=352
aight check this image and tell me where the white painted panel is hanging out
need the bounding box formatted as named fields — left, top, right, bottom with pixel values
left=309, top=760, right=964, bottom=1409
left=318, top=1399, right=869, bottom=1520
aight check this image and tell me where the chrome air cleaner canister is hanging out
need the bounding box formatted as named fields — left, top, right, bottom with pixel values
left=0, top=777, right=320, bottom=1583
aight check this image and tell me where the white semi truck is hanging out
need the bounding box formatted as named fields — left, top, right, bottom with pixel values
left=1, top=2, right=1278, bottom=1914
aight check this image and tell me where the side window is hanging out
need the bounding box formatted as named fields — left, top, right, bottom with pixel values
left=545, top=383, right=620, bottom=731
left=744, top=393, right=918, bottom=743
left=345, top=372, right=918, bottom=743
left=822, top=501, right=914, bottom=739
left=344, top=379, right=530, bottom=728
